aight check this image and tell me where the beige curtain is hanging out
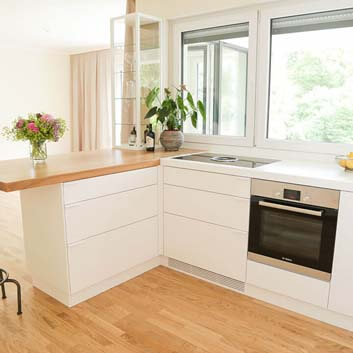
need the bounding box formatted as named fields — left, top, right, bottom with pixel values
left=71, top=49, right=112, bottom=152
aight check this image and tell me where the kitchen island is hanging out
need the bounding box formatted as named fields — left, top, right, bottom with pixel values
left=0, top=148, right=199, bottom=306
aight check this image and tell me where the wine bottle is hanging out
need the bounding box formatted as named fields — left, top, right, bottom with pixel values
left=146, top=124, right=155, bottom=152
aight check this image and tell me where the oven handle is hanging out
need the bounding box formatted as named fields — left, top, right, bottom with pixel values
left=258, top=201, right=323, bottom=217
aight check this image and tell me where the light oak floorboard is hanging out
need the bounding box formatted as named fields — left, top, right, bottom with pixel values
left=1, top=232, right=353, bottom=353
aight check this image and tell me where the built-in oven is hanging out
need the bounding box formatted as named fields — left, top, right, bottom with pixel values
left=248, top=179, right=340, bottom=281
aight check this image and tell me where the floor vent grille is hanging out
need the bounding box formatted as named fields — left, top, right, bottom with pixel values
left=168, top=258, right=245, bottom=293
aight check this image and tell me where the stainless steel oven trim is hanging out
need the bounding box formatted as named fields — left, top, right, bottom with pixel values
left=251, top=179, right=340, bottom=209
left=258, top=201, right=323, bottom=217
left=248, top=252, right=331, bottom=282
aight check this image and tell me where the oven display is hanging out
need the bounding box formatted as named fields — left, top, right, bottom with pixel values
left=283, top=189, right=301, bottom=201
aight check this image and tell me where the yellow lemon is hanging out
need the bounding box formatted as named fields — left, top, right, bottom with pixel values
left=346, top=160, right=353, bottom=170
left=348, top=152, right=353, bottom=158
left=339, top=159, right=347, bottom=168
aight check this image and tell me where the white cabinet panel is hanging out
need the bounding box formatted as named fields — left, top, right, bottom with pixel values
left=329, top=191, right=353, bottom=317
left=164, top=185, right=249, bottom=231
left=64, top=167, right=157, bottom=204
left=65, top=185, right=158, bottom=243
left=68, top=217, right=158, bottom=293
left=164, top=167, right=250, bottom=198
left=247, top=260, right=329, bottom=308
left=165, top=213, right=247, bottom=281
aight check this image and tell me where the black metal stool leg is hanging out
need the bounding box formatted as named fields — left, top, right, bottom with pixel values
left=6, top=279, right=22, bottom=315
left=0, top=271, right=6, bottom=299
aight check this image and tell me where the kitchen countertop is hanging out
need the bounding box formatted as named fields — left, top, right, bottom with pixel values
left=0, top=148, right=200, bottom=192
left=162, top=157, right=353, bottom=192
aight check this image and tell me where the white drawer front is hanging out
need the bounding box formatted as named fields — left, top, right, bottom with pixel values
left=64, top=167, right=157, bottom=204
left=165, top=213, right=247, bottom=281
left=246, top=260, right=329, bottom=308
left=164, top=166, right=250, bottom=198
left=65, top=185, right=158, bottom=244
left=164, top=185, right=249, bottom=231
left=68, top=217, right=158, bottom=293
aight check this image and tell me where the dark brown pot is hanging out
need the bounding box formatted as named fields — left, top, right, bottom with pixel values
left=159, top=130, right=184, bottom=151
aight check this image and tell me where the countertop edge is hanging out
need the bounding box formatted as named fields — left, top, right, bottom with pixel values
left=1, top=160, right=161, bottom=192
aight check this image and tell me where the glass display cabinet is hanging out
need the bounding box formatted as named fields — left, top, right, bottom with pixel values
left=111, top=13, right=162, bottom=149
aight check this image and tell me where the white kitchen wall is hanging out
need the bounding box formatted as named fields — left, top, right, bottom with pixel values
left=136, top=0, right=277, bottom=19
left=0, top=48, right=71, bottom=160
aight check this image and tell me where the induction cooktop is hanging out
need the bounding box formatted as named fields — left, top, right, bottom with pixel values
left=173, top=153, right=277, bottom=168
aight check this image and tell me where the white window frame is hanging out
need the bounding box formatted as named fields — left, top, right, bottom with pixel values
left=172, top=9, right=258, bottom=147
left=256, top=0, right=353, bottom=155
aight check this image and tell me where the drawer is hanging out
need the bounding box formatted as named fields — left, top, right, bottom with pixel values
left=164, top=167, right=250, bottom=198
left=63, top=167, right=157, bottom=204
left=164, top=185, right=250, bottom=231
left=246, top=260, right=329, bottom=308
left=65, top=185, right=157, bottom=243
left=68, top=217, right=158, bottom=293
left=165, top=213, right=248, bottom=281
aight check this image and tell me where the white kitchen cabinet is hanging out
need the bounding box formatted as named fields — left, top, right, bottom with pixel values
left=69, top=217, right=158, bottom=293
left=164, top=184, right=250, bottom=231
left=65, top=185, right=158, bottom=244
left=21, top=167, right=160, bottom=306
left=164, top=166, right=250, bottom=198
left=164, top=213, right=247, bottom=281
left=329, top=191, right=353, bottom=317
left=63, top=167, right=157, bottom=204
left=247, top=260, right=330, bottom=308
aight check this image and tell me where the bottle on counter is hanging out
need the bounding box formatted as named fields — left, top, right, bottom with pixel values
left=128, top=126, right=137, bottom=146
left=146, top=124, right=155, bottom=152
left=143, top=125, right=149, bottom=144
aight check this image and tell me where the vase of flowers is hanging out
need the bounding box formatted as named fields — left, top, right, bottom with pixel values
left=144, top=86, right=206, bottom=151
left=3, top=113, right=67, bottom=163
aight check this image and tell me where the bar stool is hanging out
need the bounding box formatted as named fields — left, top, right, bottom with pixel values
left=0, top=269, right=22, bottom=315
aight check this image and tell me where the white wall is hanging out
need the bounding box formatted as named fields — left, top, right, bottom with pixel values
left=136, top=0, right=278, bottom=18
left=0, top=49, right=71, bottom=160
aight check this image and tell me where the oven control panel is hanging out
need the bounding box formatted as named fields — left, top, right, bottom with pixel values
left=251, top=179, right=340, bottom=209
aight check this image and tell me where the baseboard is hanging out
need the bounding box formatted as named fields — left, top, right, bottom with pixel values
left=246, top=283, right=353, bottom=332
left=69, top=256, right=163, bottom=307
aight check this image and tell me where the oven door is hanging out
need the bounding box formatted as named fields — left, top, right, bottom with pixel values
left=248, top=196, right=338, bottom=281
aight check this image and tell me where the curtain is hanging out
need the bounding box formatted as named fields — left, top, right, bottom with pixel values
left=126, top=0, right=135, bottom=13
left=71, top=49, right=112, bottom=152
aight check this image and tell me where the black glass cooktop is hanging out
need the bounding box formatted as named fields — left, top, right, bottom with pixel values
left=174, top=153, right=277, bottom=168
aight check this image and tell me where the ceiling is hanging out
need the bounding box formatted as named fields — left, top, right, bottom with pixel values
left=0, top=0, right=126, bottom=54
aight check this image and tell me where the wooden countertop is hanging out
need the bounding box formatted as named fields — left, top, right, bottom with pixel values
left=0, top=148, right=199, bottom=192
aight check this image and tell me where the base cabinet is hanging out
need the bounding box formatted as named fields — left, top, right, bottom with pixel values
left=68, top=217, right=158, bottom=293
left=328, top=191, right=353, bottom=317
left=247, top=260, right=329, bottom=308
left=164, top=213, right=247, bottom=281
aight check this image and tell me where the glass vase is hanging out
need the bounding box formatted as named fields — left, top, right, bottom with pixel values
left=29, top=141, right=47, bottom=163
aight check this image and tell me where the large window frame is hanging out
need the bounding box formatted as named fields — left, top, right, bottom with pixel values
left=256, top=0, right=353, bottom=154
left=172, top=0, right=353, bottom=155
left=172, top=9, right=258, bottom=147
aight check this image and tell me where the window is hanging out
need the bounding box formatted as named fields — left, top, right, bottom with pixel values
left=268, top=8, right=353, bottom=145
left=182, top=23, right=249, bottom=137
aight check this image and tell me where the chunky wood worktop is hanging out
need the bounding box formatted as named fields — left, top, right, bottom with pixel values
left=0, top=148, right=199, bottom=192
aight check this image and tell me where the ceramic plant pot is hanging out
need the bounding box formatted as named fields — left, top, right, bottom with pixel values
left=159, top=130, right=184, bottom=151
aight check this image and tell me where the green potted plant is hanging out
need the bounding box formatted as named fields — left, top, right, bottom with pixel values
left=144, top=85, right=206, bottom=151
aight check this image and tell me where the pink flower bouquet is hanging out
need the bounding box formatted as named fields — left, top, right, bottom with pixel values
left=3, top=113, right=67, bottom=162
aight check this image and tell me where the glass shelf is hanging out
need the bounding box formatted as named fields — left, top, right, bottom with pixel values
left=111, top=13, right=162, bottom=149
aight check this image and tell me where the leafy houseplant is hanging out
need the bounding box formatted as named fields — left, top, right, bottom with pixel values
left=3, top=113, right=67, bottom=163
left=144, top=86, right=206, bottom=151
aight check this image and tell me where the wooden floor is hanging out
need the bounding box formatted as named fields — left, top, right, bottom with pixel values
left=1, top=232, right=353, bottom=353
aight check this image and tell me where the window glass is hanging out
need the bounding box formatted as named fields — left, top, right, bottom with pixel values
left=182, top=23, right=249, bottom=137
left=268, top=9, right=353, bottom=144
